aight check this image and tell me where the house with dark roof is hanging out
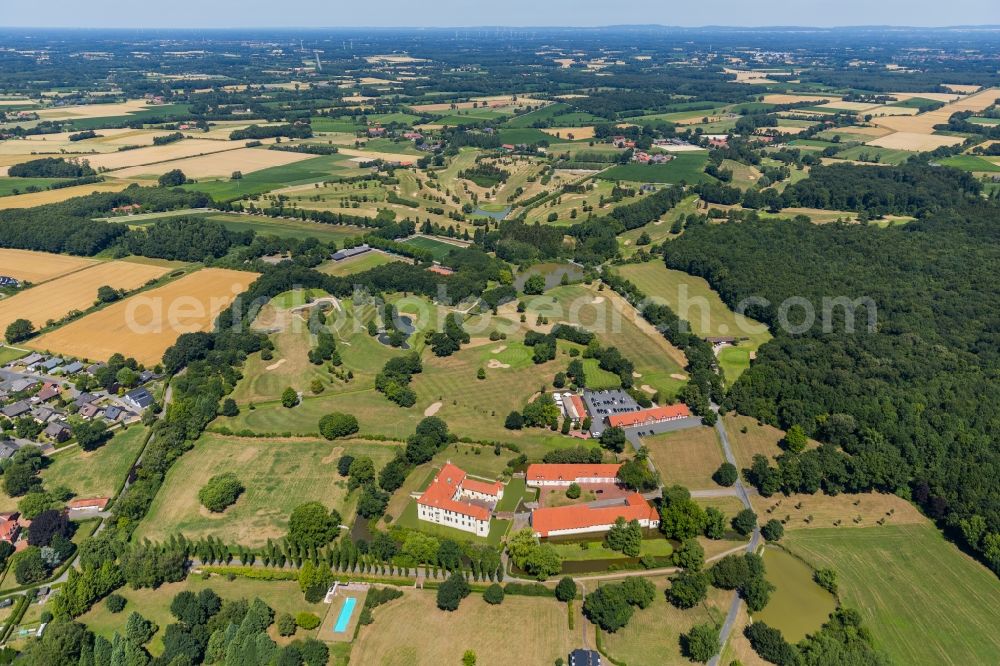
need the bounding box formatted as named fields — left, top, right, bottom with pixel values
left=61, top=361, right=84, bottom=375
left=40, top=358, right=63, bottom=372
left=20, top=353, right=44, bottom=368
left=1, top=401, right=31, bottom=419
left=569, top=649, right=601, bottom=666
left=0, top=441, right=18, bottom=461
left=104, top=405, right=123, bottom=421
left=44, top=422, right=71, bottom=443
left=33, top=406, right=55, bottom=423
left=9, top=378, right=38, bottom=393
left=123, top=387, right=154, bottom=411
left=74, top=393, right=98, bottom=408
left=34, top=383, right=60, bottom=403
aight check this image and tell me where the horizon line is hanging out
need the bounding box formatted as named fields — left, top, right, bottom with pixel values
left=3, top=24, right=1000, bottom=31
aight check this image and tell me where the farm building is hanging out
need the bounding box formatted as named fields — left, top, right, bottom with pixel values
left=606, top=404, right=691, bottom=429
left=530, top=493, right=659, bottom=538
left=526, top=463, right=622, bottom=488
left=416, top=462, right=504, bottom=537
left=330, top=244, right=371, bottom=261
left=67, top=497, right=110, bottom=513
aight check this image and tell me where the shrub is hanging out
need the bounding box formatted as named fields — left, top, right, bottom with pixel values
left=745, top=622, right=798, bottom=665
left=319, top=413, right=359, bottom=440
left=281, top=387, right=299, bottom=408
left=565, top=482, right=581, bottom=499
left=436, top=573, right=471, bottom=611
left=483, top=583, right=504, bottom=605
left=296, top=612, right=321, bottom=630
left=682, top=622, right=720, bottom=663
left=813, top=568, right=838, bottom=594
left=277, top=612, right=297, bottom=636
left=105, top=594, right=126, bottom=613
left=198, top=473, right=245, bottom=513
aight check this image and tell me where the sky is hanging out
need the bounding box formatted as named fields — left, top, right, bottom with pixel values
left=3, top=0, right=1000, bottom=29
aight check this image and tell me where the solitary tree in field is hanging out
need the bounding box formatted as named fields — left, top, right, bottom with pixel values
left=5, top=318, right=34, bottom=344
left=281, top=387, right=299, bottom=408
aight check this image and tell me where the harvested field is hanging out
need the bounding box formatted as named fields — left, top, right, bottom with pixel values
left=873, top=87, right=999, bottom=134
left=34, top=99, right=153, bottom=120
left=867, top=131, right=964, bottom=151
left=337, top=146, right=418, bottom=164
left=942, top=84, right=981, bottom=94
left=757, top=491, right=924, bottom=530
left=540, top=126, right=596, bottom=140
left=409, top=95, right=549, bottom=113
left=83, top=139, right=249, bottom=172
left=0, top=259, right=170, bottom=331
left=115, top=146, right=314, bottom=179
left=814, top=101, right=883, bottom=112
left=762, top=94, right=839, bottom=104
left=29, top=268, right=257, bottom=365
left=0, top=249, right=96, bottom=284
left=0, top=180, right=131, bottom=209
left=352, top=587, right=575, bottom=665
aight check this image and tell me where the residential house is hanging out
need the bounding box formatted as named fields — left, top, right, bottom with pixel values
left=21, top=353, right=44, bottom=368
left=61, top=361, right=84, bottom=375
left=44, top=421, right=71, bottom=443
left=1, top=401, right=31, bottom=419
left=0, top=512, right=20, bottom=543
left=0, top=441, right=18, bottom=462
left=40, top=358, right=63, bottom=372
left=79, top=403, right=101, bottom=420
left=104, top=405, right=123, bottom=422
left=32, top=406, right=55, bottom=423
left=123, top=387, right=154, bottom=411
left=34, top=383, right=60, bottom=403
left=9, top=378, right=38, bottom=393
left=74, top=392, right=98, bottom=408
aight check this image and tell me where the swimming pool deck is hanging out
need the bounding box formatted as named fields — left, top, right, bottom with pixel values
left=318, top=589, right=369, bottom=643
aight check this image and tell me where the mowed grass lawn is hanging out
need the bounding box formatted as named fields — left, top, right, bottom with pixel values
left=317, top=251, right=401, bottom=276
left=616, top=261, right=771, bottom=384
left=601, top=580, right=730, bottom=666
left=352, top=588, right=575, bottom=665
left=79, top=577, right=325, bottom=656
left=785, top=524, right=1000, bottom=665
left=182, top=154, right=356, bottom=200
left=134, top=433, right=399, bottom=547
left=42, top=425, right=147, bottom=500
left=598, top=152, right=712, bottom=184
left=401, top=235, right=464, bottom=261
left=642, top=426, right=725, bottom=489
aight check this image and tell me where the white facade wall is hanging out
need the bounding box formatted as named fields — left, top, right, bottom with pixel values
left=527, top=476, right=619, bottom=488
left=535, top=517, right=660, bottom=538
left=417, top=501, right=490, bottom=537
left=460, top=487, right=503, bottom=502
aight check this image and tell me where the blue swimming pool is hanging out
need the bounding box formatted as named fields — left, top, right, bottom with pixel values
left=333, top=597, right=357, bottom=633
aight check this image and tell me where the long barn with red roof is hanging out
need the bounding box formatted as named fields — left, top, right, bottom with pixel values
left=530, top=493, right=660, bottom=537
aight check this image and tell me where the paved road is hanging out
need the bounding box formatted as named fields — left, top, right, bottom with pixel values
left=708, top=404, right=762, bottom=666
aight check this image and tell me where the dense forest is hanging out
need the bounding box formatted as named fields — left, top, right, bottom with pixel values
left=662, top=209, right=1000, bottom=573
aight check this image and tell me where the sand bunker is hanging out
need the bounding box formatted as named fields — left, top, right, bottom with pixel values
left=670, top=373, right=687, bottom=381
left=265, top=359, right=287, bottom=371
left=641, top=384, right=656, bottom=394
left=424, top=402, right=442, bottom=417
left=491, top=345, right=507, bottom=354
left=487, top=359, right=510, bottom=369
left=592, top=297, right=605, bottom=304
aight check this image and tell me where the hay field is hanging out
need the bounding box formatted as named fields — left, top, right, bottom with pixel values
left=337, top=146, right=419, bottom=164
left=0, top=260, right=169, bottom=331
left=867, top=131, right=964, bottom=151
left=0, top=128, right=180, bottom=155
left=642, top=426, right=726, bottom=489
left=0, top=249, right=96, bottom=283
left=757, top=491, right=924, bottom=530
left=0, top=180, right=131, bottom=209
left=540, top=126, right=596, bottom=140
left=352, top=588, right=575, bottom=665
left=785, top=524, right=1000, bottom=665
left=134, top=433, right=397, bottom=547
left=29, top=268, right=257, bottom=365
left=115, top=146, right=314, bottom=179
left=83, top=139, right=247, bottom=171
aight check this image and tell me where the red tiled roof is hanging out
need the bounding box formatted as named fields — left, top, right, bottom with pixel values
left=0, top=518, right=19, bottom=542
left=526, top=464, right=621, bottom=483
left=531, top=494, right=658, bottom=537
left=462, top=477, right=503, bottom=497
left=67, top=497, right=110, bottom=510
left=606, top=404, right=691, bottom=429
left=417, top=463, right=491, bottom=521
left=569, top=395, right=587, bottom=420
